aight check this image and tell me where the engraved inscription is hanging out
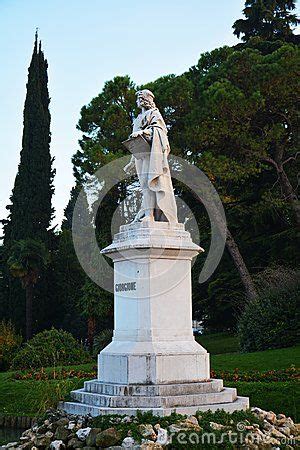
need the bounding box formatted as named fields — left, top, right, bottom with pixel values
left=115, top=282, right=137, bottom=292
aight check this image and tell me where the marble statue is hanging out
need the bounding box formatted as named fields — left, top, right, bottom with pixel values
left=123, top=89, right=178, bottom=224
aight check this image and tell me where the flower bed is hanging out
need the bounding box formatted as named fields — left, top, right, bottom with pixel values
left=211, top=365, right=299, bottom=382
left=13, top=367, right=97, bottom=381
left=12, top=365, right=299, bottom=383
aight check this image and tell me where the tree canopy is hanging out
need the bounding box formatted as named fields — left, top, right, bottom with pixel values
left=233, top=0, right=299, bottom=42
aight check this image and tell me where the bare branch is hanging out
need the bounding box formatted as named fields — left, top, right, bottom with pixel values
left=261, top=156, right=279, bottom=171
left=283, top=152, right=300, bottom=166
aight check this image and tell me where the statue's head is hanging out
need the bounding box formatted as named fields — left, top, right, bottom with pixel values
left=136, top=89, right=156, bottom=110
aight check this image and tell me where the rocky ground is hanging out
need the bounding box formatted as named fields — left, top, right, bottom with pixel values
left=1, top=407, right=299, bottom=449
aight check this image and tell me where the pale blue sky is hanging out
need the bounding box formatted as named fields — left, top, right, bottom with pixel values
left=0, top=0, right=250, bottom=234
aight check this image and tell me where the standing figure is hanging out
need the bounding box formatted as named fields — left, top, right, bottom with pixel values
left=123, top=89, right=178, bottom=224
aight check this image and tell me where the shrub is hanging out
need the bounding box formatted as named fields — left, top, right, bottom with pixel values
left=238, top=283, right=300, bottom=352
left=11, top=328, right=92, bottom=370
left=93, top=329, right=113, bottom=356
left=0, top=320, right=22, bottom=371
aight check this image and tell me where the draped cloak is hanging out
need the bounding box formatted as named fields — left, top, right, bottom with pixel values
left=132, top=108, right=178, bottom=224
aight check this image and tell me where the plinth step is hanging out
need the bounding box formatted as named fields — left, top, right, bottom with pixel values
left=59, top=396, right=249, bottom=417
left=83, top=379, right=223, bottom=396
left=71, top=387, right=237, bottom=408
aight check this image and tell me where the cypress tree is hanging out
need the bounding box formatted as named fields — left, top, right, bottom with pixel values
left=3, top=31, right=54, bottom=246
left=2, top=32, right=55, bottom=335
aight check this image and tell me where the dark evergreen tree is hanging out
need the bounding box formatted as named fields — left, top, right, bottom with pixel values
left=3, top=32, right=54, bottom=246
left=2, top=32, right=55, bottom=336
left=233, top=0, right=299, bottom=42
left=61, top=185, right=80, bottom=231
left=51, top=186, right=90, bottom=339
left=7, top=239, right=49, bottom=340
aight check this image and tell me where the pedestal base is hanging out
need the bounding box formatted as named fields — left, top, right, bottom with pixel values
left=60, top=379, right=249, bottom=417
left=61, top=222, right=249, bottom=416
left=98, top=340, right=209, bottom=384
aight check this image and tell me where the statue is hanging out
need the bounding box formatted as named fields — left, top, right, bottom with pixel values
left=123, top=89, right=178, bottom=224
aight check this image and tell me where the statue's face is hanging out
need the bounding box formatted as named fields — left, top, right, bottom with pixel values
left=136, top=95, right=145, bottom=109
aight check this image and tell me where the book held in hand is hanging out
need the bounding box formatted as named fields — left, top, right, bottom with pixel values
left=122, top=135, right=151, bottom=159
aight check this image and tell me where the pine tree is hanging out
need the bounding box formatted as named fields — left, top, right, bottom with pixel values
left=233, top=0, right=299, bottom=42
left=3, top=32, right=55, bottom=246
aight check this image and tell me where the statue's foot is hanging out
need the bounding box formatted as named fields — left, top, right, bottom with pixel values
left=141, top=215, right=154, bottom=223
left=132, top=210, right=145, bottom=223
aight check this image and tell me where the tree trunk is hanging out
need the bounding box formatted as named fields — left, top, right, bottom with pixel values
left=189, top=189, right=257, bottom=301
left=278, top=164, right=300, bottom=228
left=225, top=229, right=258, bottom=301
left=87, top=316, right=96, bottom=349
left=25, top=284, right=33, bottom=341
left=262, top=156, right=300, bottom=228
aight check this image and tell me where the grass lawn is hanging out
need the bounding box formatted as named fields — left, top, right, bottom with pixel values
left=0, top=342, right=299, bottom=421
left=211, top=344, right=300, bottom=372
left=196, top=332, right=239, bottom=355
left=0, top=371, right=86, bottom=417
left=226, top=381, right=299, bottom=421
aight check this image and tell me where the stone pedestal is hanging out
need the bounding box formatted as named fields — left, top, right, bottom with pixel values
left=61, top=222, right=249, bottom=416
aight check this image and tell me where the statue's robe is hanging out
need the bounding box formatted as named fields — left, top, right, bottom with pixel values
left=133, top=107, right=178, bottom=223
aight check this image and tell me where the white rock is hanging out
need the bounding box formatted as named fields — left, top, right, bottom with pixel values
left=139, top=424, right=156, bottom=440
left=67, top=421, right=76, bottom=430
left=50, top=440, right=65, bottom=449
left=279, top=426, right=291, bottom=436
left=155, top=425, right=168, bottom=445
left=210, top=422, right=226, bottom=431
left=122, top=436, right=136, bottom=447
left=263, top=420, right=274, bottom=431
left=271, top=428, right=286, bottom=439
left=168, top=424, right=181, bottom=433
left=266, top=411, right=276, bottom=423
left=122, top=416, right=132, bottom=423
left=76, top=427, right=91, bottom=441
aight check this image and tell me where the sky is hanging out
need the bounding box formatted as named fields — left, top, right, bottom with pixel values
left=0, top=0, right=248, bottom=235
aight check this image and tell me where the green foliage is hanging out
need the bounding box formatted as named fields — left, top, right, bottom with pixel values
left=227, top=381, right=299, bottom=421
left=196, top=332, right=239, bottom=355
left=0, top=321, right=22, bottom=371
left=211, top=365, right=298, bottom=382
left=2, top=34, right=55, bottom=337
left=0, top=371, right=85, bottom=418
left=211, top=345, right=300, bottom=372
left=93, top=329, right=113, bottom=356
left=51, top=229, right=86, bottom=338
left=13, top=366, right=96, bottom=380
left=74, top=75, right=136, bottom=183
left=238, top=282, right=300, bottom=352
left=189, top=41, right=300, bottom=327
left=7, top=239, right=49, bottom=288
left=26, top=377, right=77, bottom=416
left=0, top=346, right=298, bottom=419
left=91, top=409, right=261, bottom=449
left=233, top=0, right=299, bottom=42
left=11, top=328, right=91, bottom=370
left=78, top=279, right=112, bottom=321
left=3, top=33, right=54, bottom=246
left=72, top=41, right=300, bottom=331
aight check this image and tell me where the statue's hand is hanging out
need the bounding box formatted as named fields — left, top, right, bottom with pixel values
left=130, top=130, right=144, bottom=138
left=123, top=161, right=135, bottom=175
